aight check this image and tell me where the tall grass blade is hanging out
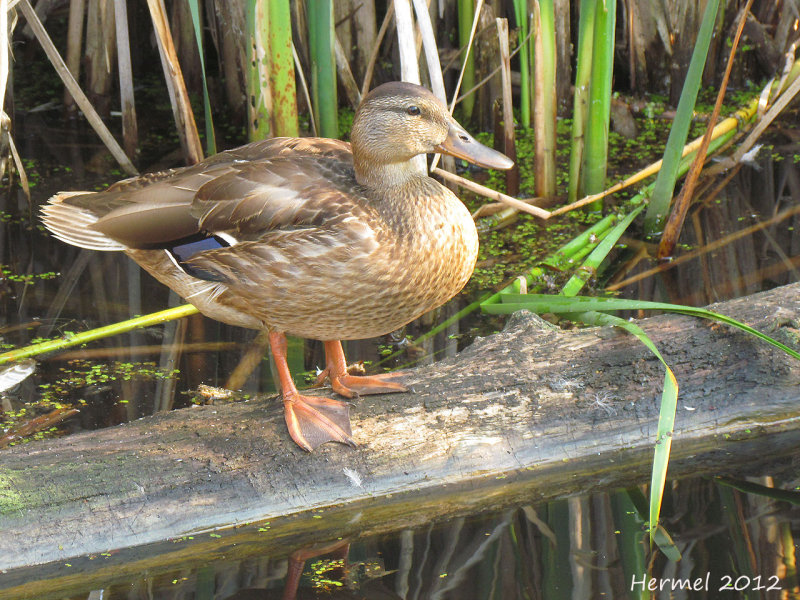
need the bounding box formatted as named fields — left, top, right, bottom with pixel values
left=430, top=0, right=484, bottom=176
left=392, top=0, right=424, bottom=173
left=361, top=2, right=394, bottom=97
left=657, top=0, right=754, bottom=260
left=560, top=204, right=645, bottom=296
left=512, top=0, right=531, bottom=127
left=63, top=0, right=85, bottom=111
left=267, top=0, right=298, bottom=136
left=333, top=33, right=361, bottom=109
left=485, top=296, right=800, bottom=360
left=308, top=0, right=338, bottom=138
left=497, top=18, right=519, bottom=196
left=457, top=0, right=476, bottom=120
left=293, top=42, right=316, bottom=135
left=582, top=0, right=616, bottom=205
left=246, top=0, right=271, bottom=140
left=567, top=0, right=596, bottom=203
left=0, top=0, right=28, bottom=198
left=571, top=310, right=678, bottom=540
left=411, top=0, right=445, bottom=100
left=187, top=0, right=217, bottom=154
left=85, top=0, right=115, bottom=113
left=532, top=0, right=557, bottom=198
left=411, top=0, right=458, bottom=178
left=643, top=0, right=720, bottom=235
left=393, top=0, right=419, bottom=84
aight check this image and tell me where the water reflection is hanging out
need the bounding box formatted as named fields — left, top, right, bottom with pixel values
left=611, top=149, right=800, bottom=305
left=11, top=477, right=792, bottom=600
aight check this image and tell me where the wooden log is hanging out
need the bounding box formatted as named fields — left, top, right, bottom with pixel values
left=1, top=283, right=799, bottom=594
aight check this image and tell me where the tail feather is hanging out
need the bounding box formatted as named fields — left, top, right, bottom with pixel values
left=41, top=193, right=127, bottom=251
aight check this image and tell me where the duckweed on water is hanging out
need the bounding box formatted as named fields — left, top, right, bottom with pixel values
left=38, top=360, right=179, bottom=402
left=1, top=265, right=59, bottom=285
left=309, top=558, right=346, bottom=590
left=1, top=360, right=179, bottom=444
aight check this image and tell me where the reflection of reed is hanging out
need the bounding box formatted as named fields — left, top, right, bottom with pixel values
left=31, top=479, right=789, bottom=600
left=153, top=290, right=185, bottom=413
left=39, top=250, right=92, bottom=338
left=609, top=202, right=800, bottom=292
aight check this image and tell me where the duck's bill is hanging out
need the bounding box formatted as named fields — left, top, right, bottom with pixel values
left=435, top=121, right=514, bottom=170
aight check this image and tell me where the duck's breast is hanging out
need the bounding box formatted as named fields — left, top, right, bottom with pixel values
left=270, top=178, right=478, bottom=340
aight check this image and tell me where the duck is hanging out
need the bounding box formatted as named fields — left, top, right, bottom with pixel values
left=41, top=81, right=513, bottom=452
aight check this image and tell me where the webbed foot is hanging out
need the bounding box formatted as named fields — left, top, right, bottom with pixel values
left=283, top=392, right=356, bottom=452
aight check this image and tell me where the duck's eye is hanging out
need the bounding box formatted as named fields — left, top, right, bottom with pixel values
left=406, top=105, right=421, bottom=116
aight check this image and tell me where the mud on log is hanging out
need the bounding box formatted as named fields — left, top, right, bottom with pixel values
left=1, top=283, right=799, bottom=589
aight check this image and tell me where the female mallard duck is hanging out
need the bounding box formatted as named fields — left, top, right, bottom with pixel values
left=42, top=82, right=513, bottom=451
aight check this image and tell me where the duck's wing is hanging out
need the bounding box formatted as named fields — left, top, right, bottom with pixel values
left=193, top=150, right=359, bottom=234
left=176, top=150, right=382, bottom=287
left=42, top=138, right=356, bottom=252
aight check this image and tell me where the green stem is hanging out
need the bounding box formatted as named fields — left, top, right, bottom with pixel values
left=512, top=0, right=531, bottom=127
left=582, top=0, right=616, bottom=206
left=643, top=0, right=720, bottom=235
left=533, top=0, right=557, bottom=197
left=188, top=0, right=217, bottom=154
left=308, top=0, right=338, bottom=138
left=267, top=0, right=298, bottom=137
left=246, top=0, right=271, bottom=140
left=457, top=0, right=476, bottom=120
left=0, top=305, right=200, bottom=366
left=567, top=0, right=597, bottom=203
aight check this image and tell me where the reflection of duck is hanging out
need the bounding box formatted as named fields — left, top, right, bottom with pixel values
left=42, top=82, right=513, bottom=451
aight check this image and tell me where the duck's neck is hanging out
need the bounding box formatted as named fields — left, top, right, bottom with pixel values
left=353, top=155, right=429, bottom=191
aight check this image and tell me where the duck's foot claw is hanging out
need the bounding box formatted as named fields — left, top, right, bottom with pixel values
left=283, top=393, right=356, bottom=451
left=331, top=373, right=409, bottom=398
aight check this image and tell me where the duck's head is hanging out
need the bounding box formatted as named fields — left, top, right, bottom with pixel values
left=351, top=82, right=513, bottom=187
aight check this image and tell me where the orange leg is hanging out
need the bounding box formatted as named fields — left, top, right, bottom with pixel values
left=315, top=340, right=408, bottom=398
left=269, top=332, right=355, bottom=452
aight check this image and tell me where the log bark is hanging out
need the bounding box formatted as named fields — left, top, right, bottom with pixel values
left=1, top=283, right=799, bottom=593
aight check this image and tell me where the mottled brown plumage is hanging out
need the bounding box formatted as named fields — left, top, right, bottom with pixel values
left=41, top=82, right=513, bottom=451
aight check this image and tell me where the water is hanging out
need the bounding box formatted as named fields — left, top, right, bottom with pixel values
left=2, top=472, right=799, bottom=598
left=1, top=110, right=799, bottom=598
